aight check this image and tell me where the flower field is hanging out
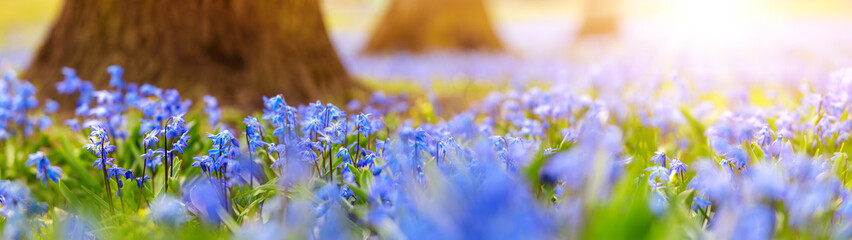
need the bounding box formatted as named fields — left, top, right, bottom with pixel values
left=4, top=1, right=852, bottom=238
left=0, top=51, right=851, bottom=239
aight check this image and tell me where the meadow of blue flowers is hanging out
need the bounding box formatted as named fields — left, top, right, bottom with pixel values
left=2, top=61, right=852, bottom=239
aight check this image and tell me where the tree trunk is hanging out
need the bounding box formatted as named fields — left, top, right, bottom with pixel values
left=577, top=0, right=619, bottom=37
left=362, top=0, right=503, bottom=55
left=24, top=0, right=355, bottom=108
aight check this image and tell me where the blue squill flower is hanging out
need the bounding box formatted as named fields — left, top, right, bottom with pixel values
left=135, top=176, right=150, bottom=188
left=769, top=135, right=791, bottom=158
left=170, top=131, right=191, bottom=155
left=755, top=126, right=774, bottom=152
left=191, top=155, right=213, bottom=174
left=203, top=129, right=237, bottom=174
left=731, top=204, right=775, bottom=239
left=722, top=147, right=749, bottom=170
left=183, top=178, right=228, bottom=224
left=207, top=130, right=234, bottom=153
left=56, top=67, right=81, bottom=94
left=150, top=196, right=189, bottom=225
left=83, top=125, right=116, bottom=158
left=746, top=163, right=785, bottom=200
left=107, top=168, right=127, bottom=184
left=317, top=129, right=341, bottom=145
left=340, top=185, right=354, bottom=199
left=165, top=113, right=186, bottom=139
left=203, top=95, right=221, bottom=127
left=308, top=101, right=326, bottom=120
left=650, top=151, right=668, bottom=167
left=77, top=81, right=95, bottom=106
left=92, top=158, right=117, bottom=170
left=140, top=148, right=164, bottom=168
left=138, top=118, right=159, bottom=135
left=74, top=103, right=89, bottom=117
left=645, top=166, right=671, bottom=186
left=359, top=153, right=376, bottom=168
left=124, top=170, right=134, bottom=181
left=243, top=116, right=266, bottom=151
left=669, top=158, right=688, bottom=175
left=301, top=117, right=322, bottom=137
left=336, top=148, right=352, bottom=170
left=106, top=65, right=124, bottom=89
left=142, top=129, right=160, bottom=148
left=692, top=197, right=711, bottom=211
left=44, top=100, right=58, bottom=114
left=124, top=83, right=139, bottom=107
left=355, top=113, right=374, bottom=137
left=326, top=103, right=346, bottom=122
left=26, top=152, right=63, bottom=184
left=93, top=90, right=117, bottom=105
left=376, top=139, right=388, bottom=156
left=297, top=138, right=320, bottom=163
left=139, top=84, right=162, bottom=97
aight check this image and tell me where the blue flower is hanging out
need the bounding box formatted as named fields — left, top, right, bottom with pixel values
left=645, top=166, right=671, bottom=186
left=124, top=170, right=134, bottom=180
left=166, top=113, right=186, bottom=139
left=83, top=124, right=116, bottom=158
left=209, top=130, right=232, bottom=146
left=721, top=147, right=748, bottom=170
left=203, top=95, right=221, bottom=127
left=355, top=113, right=374, bottom=137
left=44, top=100, right=59, bottom=114
left=106, top=167, right=126, bottom=183
left=171, top=130, right=191, bottom=155
left=336, top=148, right=352, bottom=170
left=92, top=158, right=116, bottom=170
left=191, top=155, right=213, bottom=174
left=262, top=95, right=298, bottom=142
left=124, top=83, right=139, bottom=107
left=243, top=116, right=266, bottom=151
left=77, top=81, right=95, bottom=106
left=691, top=197, right=711, bottom=211
left=202, top=129, right=238, bottom=173
left=26, top=152, right=63, bottom=184
left=182, top=178, right=228, bottom=224
left=135, top=176, right=150, bottom=188
left=755, top=126, right=774, bottom=151
left=139, top=84, right=162, bottom=97
left=106, top=65, right=124, bottom=89
left=56, top=67, right=81, bottom=94
left=318, top=126, right=343, bottom=145
left=301, top=117, right=322, bottom=136
left=150, top=196, right=188, bottom=225
left=297, top=138, right=320, bottom=164
left=669, top=158, right=688, bottom=175
left=139, top=149, right=163, bottom=169
left=142, top=129, right=161, bottom=148
left=359, top=153, right=376, bottom=168
left=93, top=90, right=117, bottom=105
left=650, top=151, right=668, bottom=167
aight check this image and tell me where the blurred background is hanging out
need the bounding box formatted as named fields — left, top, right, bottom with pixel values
left=3, top=0, right=852, bottom=108
left=4, top=0, right=852, bottom=60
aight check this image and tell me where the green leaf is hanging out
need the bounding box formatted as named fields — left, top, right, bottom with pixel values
left=347, top=183, right=369, bottom=204
left=57, top=182, right=82, bottom=209
left=80, top=186, right=110, bottom=211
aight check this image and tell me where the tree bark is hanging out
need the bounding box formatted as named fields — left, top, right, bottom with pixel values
left=24, top=0, right=355, bottom=108
left=577, top=0, right=619, bottom=37
left=362, top=0, right=503, bottom=55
